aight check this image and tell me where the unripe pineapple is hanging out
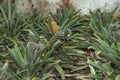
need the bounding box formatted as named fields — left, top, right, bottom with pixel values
left=53, top=31, right=65, bottom=41
left=49, top=31, right=65, bottom=45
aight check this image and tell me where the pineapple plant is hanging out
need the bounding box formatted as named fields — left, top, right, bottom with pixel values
left=1, top=0, right=120, bottom=79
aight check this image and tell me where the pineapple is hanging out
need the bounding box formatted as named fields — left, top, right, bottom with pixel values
left=49, top=30, right=65, bottom=45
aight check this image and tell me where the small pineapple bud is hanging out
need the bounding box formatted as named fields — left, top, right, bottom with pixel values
left=27, top=42, right=43, bottom=51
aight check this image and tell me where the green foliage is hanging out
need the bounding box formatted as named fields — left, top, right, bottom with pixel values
left=0, top=0, right=26, bottom=38
left=89, top=8, right=117, bottom=33
left=89, top=8, right=120, bottom=79
left=50, top=7, right=81, bottom=32
left=7, top=41, right=55, bottom=79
